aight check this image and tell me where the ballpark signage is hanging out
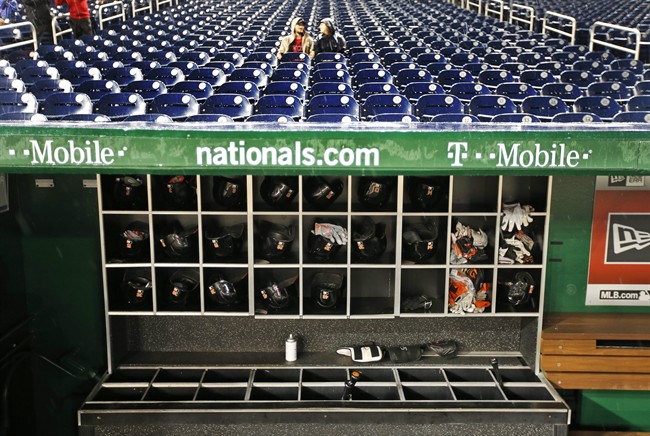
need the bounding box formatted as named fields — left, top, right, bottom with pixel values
left=0, top=126, right=648, bottom=175
left=586, top=176, right=650, bottom=306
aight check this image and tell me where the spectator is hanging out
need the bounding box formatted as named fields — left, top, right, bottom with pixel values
left=0, top=0, right=19, bottom=23
left=55, top=0, right=92, bottom=38
left=310, top=17, right=346, bottom=58
left=277, top=17, right=313, bottom=58
left=24, top=0, right=56, bottom=43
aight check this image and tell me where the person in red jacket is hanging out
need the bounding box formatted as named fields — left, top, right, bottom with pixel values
left=55, top=0, right=92, bottom=38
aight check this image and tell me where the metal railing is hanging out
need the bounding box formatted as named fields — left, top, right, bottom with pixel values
left=155, top=0, right=174, bottom=12
left=98, top=0, right=126, bottom=30
left=590, top=21, right=642, bottom=60
left=0, top=21, right=38, bottom=54
left=131, top=0, right=153, bottom=18
left=542, top=11, right=576, bottom=45
left=52, top=13, right=73, bottom=45
left=466, top=0, right=481, bottom=15
left=509, top=3, right=535, bottom=32
left=484, top=0, right=504, bottom=21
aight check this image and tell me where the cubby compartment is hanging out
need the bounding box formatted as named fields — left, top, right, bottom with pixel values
left=154, top=369, right=205, bottom=383
left=104, top=369, right=157, bottom=384
left=397, top=368, right=446, bottom=383
left=495, top=268, right=542, bottom=313
left=351, top=216, right=397, bottom=265
left=151, top=175, right=198, bottom=212
left=92, top=386, right=146, bottom=402
left=301, top=385, right=346, bottom=400
left=444, top=368, right=494, bottom=383
left=302, top=216, right=349, bottom=265
left=302, top=175, right=348, bottom=213
left=107, top=267, right=154, bottom=312
left=253, top=216, right=300, bottom=265
left=401, top=216, right=447, bottom=265
left=501, top=176, right=549, bottom=213
left=196, top=386, right=248, bottom=401
left=203, top=267, right=249, bottom=313
left=450, top=215, right=497, bottom=265
left=448, top=268, right=494, bottom=314
left=101, top=174, right=148, bottom=212
left=496, top=368, right=540, bottom=383
left=252, top=176, right=299, bottom=212
left=400, top=269, right=446, bottom=314
left=103, top=214, right=151, bottom=264
left=354, top=368, right=395, bottom=382
left=152, top=214, right=200, bottom=264
left=351, top=176, right=398, bottom=212
left=451, top=176, right=499, bottom=213
left=249, top=385, right=299, bottom=401
left=301, top=368, right=349, bottom=382
left=201, top=175, right=248, bottom=212
left=403, top=176, right=450, bottom=213
left=498, top=216, right=546, bottom=265
left=350, top=268, right=395, bottom=316
left=402, top=385, right=454, bottom=401
left=144, top=386, right=198, bottom=402
left=254, top=268, right=300, bottom=316
left=202, top=216, right=248, bottom=264
left=254, top=369, right=301, bottom=383
left=302, top=267, right=347, bottom=316
left=503, top=386, right=555, bottom=401
left=350, top=384, right=400, bottom=400
left=202, top=369, right=251, bottom=383
left=155, top=267, right=201, bottom=312
left=451, top=385, right=505, bottom=401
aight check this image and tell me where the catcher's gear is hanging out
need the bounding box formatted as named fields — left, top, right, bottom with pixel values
left=159, top=221, right=198, bottom=259
left=499, top=230, right=535, bottom=264
left=402, top=294, right=433, bottom=312
left=259, top=275, right=298, bottom=310
left=311, top=272, right=344, bottom=309
left=448, top=268, right=491, bottom=314
left=352, top=217, right=387, bottom=261
left=337, top=345, right=384, bottom=362
left=260, top=176, right=298, bottom=208
left=120, top=221, right=149, bottom=259
left=204, top=223, right=245, bottom=259
left=408, top=176, right=446, bottom=211
left=168, top=269, right=200, bottom=305
left=256, top=221, right=294, bottom=261
left=122, top=268, right=152, bottom=306
left=113, top=175, right=145, bottom=209
left=162, top=175, right=196, bottom=209
left=213, top=176, right=245, bottom=210
left=303, top=176, right=344, bottom=209
left=500, top=271, right=536, bottom=307
left=357, top=176, right=395, bottom=209
left=206, top=271, right=247, bottom=306
left=425, top=340, right=459, bottom=359
left=308, top=220, right=345, bottom=261
left=450, top=221, right=489, bottom=264
left=501, top=203, right=534, bottom=232
left=402, top=219, right=439, bottom=262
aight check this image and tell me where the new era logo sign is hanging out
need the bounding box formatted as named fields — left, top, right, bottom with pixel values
left=606, top=214, right=650, bottom=263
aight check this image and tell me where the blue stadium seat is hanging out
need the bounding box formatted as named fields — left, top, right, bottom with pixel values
left=587, top=81, right=631, bottom=103
left=627, top=96, right=650, bottom=111
left=278, top=52, right=311, bottom=66
left=307, top=114, right=358, bottom=123
left=635, top=81, right=650, bottom=96
left=245, top=114, right=294, bottom=123
left=76, top=80, right=121, bottom=103
left=96, top=93, right=147, bottom=121
left=125, top=80, right=167, bottom=102
left=254, top=94, right=304, bottom=120
left=610, top=59, right=644, bottom=75
left=262, top=82, right=306, bottom=101
left=0, top=112, right=48, bottom=121
left=572, top=60, right=608, bottom=75
left=601, top=70, right=638, bottom=88
left=521, top=96, right=570, bottom=121
left=427, top=113, right=479, bottom=123
left=483, top=52, right=511, bottom=67
left=309, top=82, right=354, bottom=98
left=361, top=94, right=412, bottom=120
left=356, top=83, right=399, bottom=103
left=37, top=45, right=73, bottom=63
left=14, top=59, right=49, bottom=75
left=370, top=114, right=419, bottom=122
left=403, top=82, right=445, bottom=104
left=449, top=82, right=491, bottom=104
left=42, top=92, right=93, bottom=120
left=20, top=67, right=60, bottom=87
left=201, top=94, right=253, bottom=121
left=130, top=61, right=161, bottom=75
left=312, top=69, right=352, bottom=85
left=536, top=61, right=568, bottom=77
left=247, top=52, right=278, bottom=68
left=520, top=69, right=557, bottom=90
left=123, top=114, right=174, bottom=123
left=500, top=62, right=527, bottom=78
left=468, top=94, right=517, bottom=121
left=552, top=112, right=603, bottom=123
left=29, top=79, right=73, bottom=103
left=415, top=94, right=464, bottom=121
left=93, top=61, right=126, bottom=77
left=574, top=96, right=622, bottom=121
left=167, top=61, right=199, bottom=76
left=389, top=62, right=418, bottom=77
left=61, top=114, right=111, bottom=122
left=495, top=82, right=538, bottom=104
left=395, top=68, right=434, bottom=89
left=349, top=52, right=380, bottom=65
left=240, top=61, right=273, bottom=78
left=417, top=53, right=446, bottom=66
left=150, top=93, right=200, bottom=120
left=612, top=111, right=650, bottom=123
left=229, top=68, right=269, bottom=90
left=306, top=94, right=359, bottom=118
left=0, top=92, right=38, bottom=115
left=478, top=69, right=515, bottom=89
left=314, top=52, right=347, bottom=64
left=185, top=114, right=234, bottom=123
left=187, top=68, right=227, bottom=88
left=436, top=69, right=474, bottom=90
left=491, top=113, right=541, bottom=123
left=215, top=81, right=259, bottom=102
left=178, top=51, right=211, bottom=66
left=0, top=78, right=26, bottom=93
left=560, top=70, right=597, bottom=90
left=145, top=67, right=185, bottom=87
left=353, top=68, right=393, bottom=88
left=0, top=66, right=16, bottom=80
left=53, top=60, right=87, bottom=73
left=270, top=69, right=309, bottom=88
left=212, top=52, right=244, bottom=67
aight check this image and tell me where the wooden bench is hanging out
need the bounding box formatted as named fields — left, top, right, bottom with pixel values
left=541, top=313, right=650, bottom=390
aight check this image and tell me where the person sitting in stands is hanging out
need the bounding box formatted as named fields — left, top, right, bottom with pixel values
left=55, top=0, right=92, bottom=38
left=277, top=16, right=313, bottom=59
left=310, top=17, right=346, bottom=58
